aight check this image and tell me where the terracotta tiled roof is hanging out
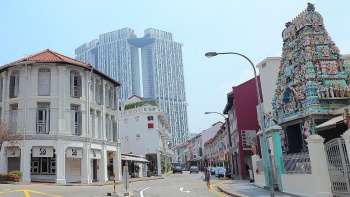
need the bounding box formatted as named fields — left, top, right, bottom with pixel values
left=2, top=49, right=91, bottom=68
left=128, top=95, right=143, bottom=100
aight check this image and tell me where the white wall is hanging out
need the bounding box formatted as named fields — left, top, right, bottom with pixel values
left=281, top=174, right=314, bottom=197
left=256, top=57, right=280, bottom=113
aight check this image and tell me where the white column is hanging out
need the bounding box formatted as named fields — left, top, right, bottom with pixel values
left=57, top=66, right=67, bottom=134
left=21, top=142, right=31, bottom=182
left=99, top=146, right=108, bottom=182
left=115, top=143, right=122, bottom=181
left=101, top=80, right=107, bottom=141
left=56, top=141, right=66, bottom=184
left=305, top=134, right=332, bottom=197
left=81, top=146, right=91, bottom=184
left=157, top=152, right=161, bottom=176
left=0, top=148, right=7, bottom=173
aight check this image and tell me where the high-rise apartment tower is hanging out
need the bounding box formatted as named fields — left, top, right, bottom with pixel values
left=75, top=28, right=189, bottom=145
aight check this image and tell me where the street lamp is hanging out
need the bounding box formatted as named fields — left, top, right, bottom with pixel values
left=205, top=52, right=275, bottom=197
left=204, top=112, right=233, bottom=180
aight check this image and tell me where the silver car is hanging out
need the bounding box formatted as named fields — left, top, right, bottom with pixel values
left=189, top=166, right=199, bottom=173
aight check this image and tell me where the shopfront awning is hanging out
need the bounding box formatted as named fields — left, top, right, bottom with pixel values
left=121, top=155, right=149, bottom=163
left=316, top=115, right=344, bottom=131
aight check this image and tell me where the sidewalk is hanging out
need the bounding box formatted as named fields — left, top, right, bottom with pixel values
left=217, top=180, right=299, bottom=197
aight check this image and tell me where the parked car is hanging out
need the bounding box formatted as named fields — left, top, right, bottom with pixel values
left=215, top=167, right=226, bottom=177
left=173, top=166, right=183, bottom=174
left=217, top=168, right=231, bottom=178
left=210, top=167, right=218, bottom=175
left=189, top=166, right=199, bottom=173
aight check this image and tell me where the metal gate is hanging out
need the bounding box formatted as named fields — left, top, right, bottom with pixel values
left=324, top=138, right=350, bottom=197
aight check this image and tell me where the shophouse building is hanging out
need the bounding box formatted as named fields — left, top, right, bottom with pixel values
left=223, top=77, right=262, bottom=180
left=120, top=95, right=172, bottom=176
left=204, top=123, right=230, bottom=169
left=0, top=49, right=121, bottom=184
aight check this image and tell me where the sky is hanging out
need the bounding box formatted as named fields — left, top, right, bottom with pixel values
left=1, top=0, right=350, bottom=134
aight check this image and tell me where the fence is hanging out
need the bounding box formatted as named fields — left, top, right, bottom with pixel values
left=282, top=152, right=312, bottom=174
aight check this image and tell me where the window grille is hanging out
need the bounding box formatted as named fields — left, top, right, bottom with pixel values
left=37, top=102, right=50, bottom=134
left=71, top=104, right=81, bottom=135
left=38, top=68, right=51, bottom=96
left=70, top=70, right=81, bottom=98
left=30, top=154, right=56, bottom=175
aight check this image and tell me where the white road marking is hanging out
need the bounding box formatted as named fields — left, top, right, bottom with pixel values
left=180, top=187, right=191, bottom=193
left=140, top=187, right=152, bottom=197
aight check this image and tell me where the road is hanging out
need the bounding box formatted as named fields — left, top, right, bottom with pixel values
left=0, top=171, right=230, bottom=197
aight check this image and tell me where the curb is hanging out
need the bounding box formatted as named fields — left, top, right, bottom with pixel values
left=217, top=185, right=249, bottom=197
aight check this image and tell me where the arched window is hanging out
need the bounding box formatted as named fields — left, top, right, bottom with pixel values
left=70, top=70, right=81, bottom=98
left=9, top=70, right=19, bottom=98
left=38, top=68, right=51, bottom=96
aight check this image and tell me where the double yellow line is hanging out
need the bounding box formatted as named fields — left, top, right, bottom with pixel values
left=209, top=180, right=230, bottom=197
left=0, top=189, right=62, bottom=197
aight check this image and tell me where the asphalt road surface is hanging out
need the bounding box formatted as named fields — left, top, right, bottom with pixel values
left=0, top=171, right=230, bottom=197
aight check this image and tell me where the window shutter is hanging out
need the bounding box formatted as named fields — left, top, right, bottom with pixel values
left=109, top=89, right=113, bottom=109
left=77, top=75, right=82, bottom=98
left=36, top=109, right=39, bottom=133
left=105, top=87, right=109, bottom=108
left=47, top=109, right=50, bottom=133
left=78, top=111, right=82, bottom=136
left=9, top=75, right=15, bottom=98
left=113, top=121, right=117, bottom=142
left=95, top=81, right=99, bottom=103
left=14, top=73, right=19, bottom=97
left=114, top=88, right=118, bottom=110
left=100, top=83, right=104, bottom=105
left=70, top=74, right=74, bottom=97
left=71, top=110, right=75, bottom=135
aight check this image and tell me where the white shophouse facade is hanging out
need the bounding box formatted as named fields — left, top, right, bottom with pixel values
left=120, top=95, right=172, bottom=176
left=0, top=49, right=122, bottom=184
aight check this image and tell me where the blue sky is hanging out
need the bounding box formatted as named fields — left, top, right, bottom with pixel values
left=1, top=1, right=350, bottom=134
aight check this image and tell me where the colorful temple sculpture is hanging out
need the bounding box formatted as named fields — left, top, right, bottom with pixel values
left=255, top=3, right=350, bottom=194
left=271, top=3, right=349, bottom=153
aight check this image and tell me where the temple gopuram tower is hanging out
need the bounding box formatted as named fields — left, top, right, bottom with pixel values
left=271, top=3, right=350, bottom=153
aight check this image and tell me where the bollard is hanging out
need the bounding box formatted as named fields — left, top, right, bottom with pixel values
left=113, top=171, right=116, bottom=193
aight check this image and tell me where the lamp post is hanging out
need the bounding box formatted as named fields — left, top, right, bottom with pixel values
left=205, top=52, right=275, bottom=197
left=204, top=111, right=233, bottom=180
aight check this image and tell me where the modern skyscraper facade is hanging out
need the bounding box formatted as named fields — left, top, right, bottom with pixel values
left=75, top=28, right=189, bottom=145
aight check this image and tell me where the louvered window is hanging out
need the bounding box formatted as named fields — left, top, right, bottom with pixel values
left=10, top=104, right=18, bottom=132
left=9, top=71, right=19, bottom=98
left=38, top=68, right=51, bottom=96
left=37, top=103, right=50, bottom=134
left=71, top=104, right=82, bottom=135
left=105, top=85, right=110, bottom=108
left=70, top=70, right=81, bottom=98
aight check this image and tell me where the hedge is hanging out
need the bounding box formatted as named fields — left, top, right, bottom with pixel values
left=0, top=171, right=23, bottom=182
